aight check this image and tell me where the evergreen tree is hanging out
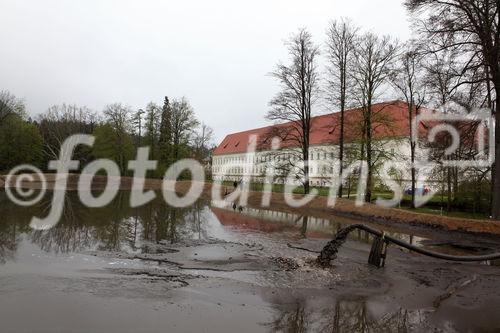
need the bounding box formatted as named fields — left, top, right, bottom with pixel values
left=143, top=102, right=161, bottom=160
left=159, top=96, right=172, bottom=167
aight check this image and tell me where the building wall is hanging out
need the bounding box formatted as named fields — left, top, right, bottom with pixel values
left=212, top=138, right=414, bottom=188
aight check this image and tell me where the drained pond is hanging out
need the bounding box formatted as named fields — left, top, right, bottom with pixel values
left=1, top=190, right=500, bottom=332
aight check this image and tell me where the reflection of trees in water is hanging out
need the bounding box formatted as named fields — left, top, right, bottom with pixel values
left=267, top=299, right=310, bottom=332
left=95, top=195, right=210, bottom=249
left=325, top=299, right=410, bottom=332
left=0, top=191, right=42, bottom=263
left=142, top=199, right=182, bottom=244
left=95, top=191, right=134, bottom=251
left=142, top=199, right=179, bottom=244
left=140, top=198, right=209, bottom=244
left=267, top=296, right=415, bottom=332
left=321, top=298, right=411, bottom=332
left=31, top=192, right=96, bottom=253
left=1, top=191, right=211, bottom=258
left=181, top=200, right=210, bottom=241
left=0, top=224, right=19, bottom=264
left=300, top=216, right=308, bottom=238
left=32, top=191, right=211, bottom=252
left=31, top=227, right=95, bottom=254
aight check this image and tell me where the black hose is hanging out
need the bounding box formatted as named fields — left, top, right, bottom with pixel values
left=317, top=224, right=500, bottom=267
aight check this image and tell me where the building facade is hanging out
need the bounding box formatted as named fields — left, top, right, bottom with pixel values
left=212, top=100, right=419, bottom=187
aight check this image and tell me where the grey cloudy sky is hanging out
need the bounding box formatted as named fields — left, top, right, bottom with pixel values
left=0, top=0, right=411, bottom=143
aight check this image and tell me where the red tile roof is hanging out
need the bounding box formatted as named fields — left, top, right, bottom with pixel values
left=214, top=100, right=427, bottom=155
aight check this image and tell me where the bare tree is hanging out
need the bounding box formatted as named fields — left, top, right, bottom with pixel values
left=405, top=0, right=500, bottom=218
left=423, top=45, right=461, bottom=212
left=169, top=97, right=199, bottom=162
left=390, top=45, right=426, bottom=208
left=0, top=90, right=25, bottom=125
left=37, top=104, right=99, bottom=161
left=194, top=122, right=214, bottom=161
left=103, top=103, right=133, bottom=172
left=265, top=28, right=320, bottom=194
left=351, top=32, right=399, bottom=202
left=325, top=18, right=359, bottom=197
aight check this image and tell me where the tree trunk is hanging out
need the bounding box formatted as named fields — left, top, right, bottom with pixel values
left=304, top=157, right=310, bottom=195
left=338, top=69, right=346, bottom=198
left=452, top=166, right=459, bottom=206
left=491, top=91, right=500, bottom=219
left=338, top=106, right=345, bottom=198
left=347, top=176, right=351, bottom=198
left=409, top=103, right=416, bottom=209
left=365, top=105, right=373, bottom=203
left=447, top=166, right=452, bottom=213
left=410, top=165, right=416, bottom=209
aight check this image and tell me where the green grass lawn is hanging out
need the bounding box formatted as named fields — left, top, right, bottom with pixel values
left=216, top=180, right=491, bottom=220
left=397, top=206, right=490, bottom=220
left=219, top=181, right=334, bottom=196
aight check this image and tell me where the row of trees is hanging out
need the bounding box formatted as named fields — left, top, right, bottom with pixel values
left=0, top=91, right=44, bottom=171
left=267, top=25, right=404, bottom=201
left=267, top=0, right=498, bottom=216
left=136, top=97, right=212, bottom=175
left=0, top=91, right=215, bottom=177
left=405, top=0, right=499, bottom=218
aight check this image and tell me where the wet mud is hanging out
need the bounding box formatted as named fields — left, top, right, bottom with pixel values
left=1, top=190, right=500, bottom=332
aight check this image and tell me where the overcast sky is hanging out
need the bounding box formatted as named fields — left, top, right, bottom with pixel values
left=0, top=0, right=412, bottom=143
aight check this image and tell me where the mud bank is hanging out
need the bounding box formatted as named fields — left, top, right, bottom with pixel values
left=3, top=234, right=499, bottom=332
left=3, top=174, right=500, bottom=235
left=1, top=183, right=500, bottom=332
left=82, top=236, right=500, bottom=331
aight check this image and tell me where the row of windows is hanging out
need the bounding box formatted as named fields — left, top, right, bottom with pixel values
left=213, top=151, right=336, bottom=165
left=212, top=164, right=335, bottom=175
left=213, top=175, right=339, bottom=187
left=213, top=166, right=267, bottom=174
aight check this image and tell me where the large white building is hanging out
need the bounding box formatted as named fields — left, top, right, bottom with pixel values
left=212, top=101, right=420, bottom=187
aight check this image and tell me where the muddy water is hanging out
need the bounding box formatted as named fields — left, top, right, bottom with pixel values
left=1, top=190, right=500, bottom=332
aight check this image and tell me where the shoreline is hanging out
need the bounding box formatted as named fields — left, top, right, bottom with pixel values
left=2, top=173, right=500, bottom=236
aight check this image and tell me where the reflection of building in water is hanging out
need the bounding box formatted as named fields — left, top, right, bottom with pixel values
left=210, top=201, right=428, bottom=246
left=211, top=200, right=334, bottom=238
